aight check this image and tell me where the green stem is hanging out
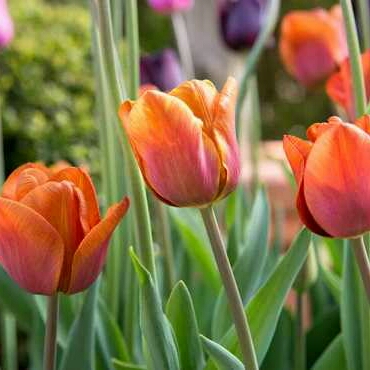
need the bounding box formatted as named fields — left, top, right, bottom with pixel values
left=91, top=0, right=157, bottom=280
left=200, top=207, right=259, bottom=370
left=356, top=0, right=370, bottom=50
left=351, top=237, right=370, bottom=304
left=1, top=312, right=17, bottom=370
left=110, top=0, right=123, bottom=43
left=171, top=12, right=194, bottom=79
left=43, top=294, right=59, bottom=370
left=340, top=0, right=367, bottom=117
left=294, top=293, right=306, bottom=370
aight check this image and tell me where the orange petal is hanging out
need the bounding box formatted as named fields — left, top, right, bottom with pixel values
left=120, top=90, right=221, bottom=207
left=355, top=114, right=370, bottom=135
left=0, top=198, right=64, bottom=294
left=1, top=163, right=51, bottom=200
left=67, top=197, right=129, bottom=294
left=304, top=123, right=370, bottom=237
left=51, top=167, right=100, bottom=229
left=20, top=181, right=85, bottom=291
left=306, top=116, right=343, bottom=142
left=211, top=77, right=240, bottom=199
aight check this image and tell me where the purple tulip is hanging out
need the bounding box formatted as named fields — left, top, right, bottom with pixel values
left=0, top=0, right=14, bottom=48
left=140, top=49, right=185, bottom=92
left=147, top=0, right=193, bottom=14
left=219, top=0, right=266, bottom=51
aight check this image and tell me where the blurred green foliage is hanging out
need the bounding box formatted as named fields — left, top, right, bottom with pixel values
left=0, top=0, right=98, bottom=175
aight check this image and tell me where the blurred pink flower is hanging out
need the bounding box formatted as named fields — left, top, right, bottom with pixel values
left=0, top=0, right=14, bottom=48
left=147, top=0, right=193, bottom=14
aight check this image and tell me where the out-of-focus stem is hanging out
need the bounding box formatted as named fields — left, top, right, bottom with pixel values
left=171, top=12, right=195, bottom=79
left=351, top=237, right=370, bottom=303
left=294, top=293, right=306, bottom=370
left=356, top=0, right=370, bottom=50
left=43, top=294, right=59, bottom=370
left=1, top=312, right=17, bottom=370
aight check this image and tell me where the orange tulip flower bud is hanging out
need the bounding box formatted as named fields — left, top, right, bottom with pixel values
left=279, top=5, right=348, bottom=87
left=283, top=116, right=370, bottom=238
left=326, top=50, right=370, bottom=121
left=119, top=78, right=240, bottom=207
left=0, top=163, right=129, bottom=295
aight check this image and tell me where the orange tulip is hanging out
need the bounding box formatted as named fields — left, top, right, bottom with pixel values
left=326, top=50, right=370, bottom=121
left=283, top=115, right=370, bottom=238
left=279, top=5, right=348, bottom=87
left=0, top=163, right=129, bottom=295
left=119, top=78, right=240, bottom=207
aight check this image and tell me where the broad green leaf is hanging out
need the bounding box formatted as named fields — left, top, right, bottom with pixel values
left=112, top=359, right=146, bottom=370
left=0, top=267, right=34, bottom=331
left=219, top=228, right=311, bottom=366
left=311, top=334, right=347, bottom=370
left=166, top=281, right=205, bottom=370
left=130, top=249, right=180, bottom=370
left=59, top=282, right=99, bottom=370
left=200, top=335, right=244, bottom=370
left=170, top=208, right=220, bottom=292
left=212, top=188, right=270, bottom=339
left=96, top=299, right=130, bottom=370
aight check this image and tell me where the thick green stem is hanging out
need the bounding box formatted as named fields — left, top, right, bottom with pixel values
left=91, top=0, right=156, bottom=280
left=43, top=294, right=59, bottom=370
left=1, top=312, right=17, bottom=370
left=341, top=0, right=367, bottom=117
left=200, top=207, right=259, bottom=370
left=294, top=293, right=306, bottom=370
left=351, top=237, right=370, bottom=304
left=171, top=12, right=194, bottom=79
left=356, top=0, right=370, bottom=50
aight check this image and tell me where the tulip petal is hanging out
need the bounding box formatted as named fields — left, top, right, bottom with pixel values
left=51, top=167, right=100, bottom=229
left=304, top=123, right=370, bottom=237
left=306, top=116, right=343, bottom=142
left=67, top=197, right=129, bottom=294
left=1, top=163, right=51, bottom=200
left=0, top=198, right=64, bottom=294
left=355, top=114, right=370, bottom=135
left=120, top=90, right=221, bottom=206
left=20, top=181, right=85, bottom=291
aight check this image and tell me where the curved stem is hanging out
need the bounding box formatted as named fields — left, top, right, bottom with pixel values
left=351, top=237, right=370, bottom=303
left=43, top=294, right=59, bottom=370
left=171, top=12, right=195, bottom=79
left=200, top=207, right=259, bottom=370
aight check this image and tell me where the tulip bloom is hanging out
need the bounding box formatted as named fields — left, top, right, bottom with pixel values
left=218, top=0, right=266, bottom=50
left=279, top=6, right=348, bottom=87
left=119, top=78, right=240, bottom=207
left=283, top=115, right=370, bottom=238
left=326, top=51, right=370, bottom=121
left=0, top=163, right=129, bottom=295
left=147, top=0, right=193, bottom=14
left=0, top=0, right=14, bottom=48
left=140, top=49, right=184, bottom=92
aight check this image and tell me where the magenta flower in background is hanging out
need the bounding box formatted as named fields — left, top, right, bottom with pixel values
left=147, top=0, right=193, bottom=14
left=0, top=0, right=14, bottom=48
left=219, top=0, right=266, bottom=51
left=140, top=49, right=185, bottom=92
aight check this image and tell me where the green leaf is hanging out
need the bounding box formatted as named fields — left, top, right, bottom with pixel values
left=170, top=208, right=220, bottom=292
left=112, top=359, right=146, bottom=370
left=59, top=282, right=99, bottom=370
left=321, top=267, right=341, bottom=304
left=166, top=281, right=205, bottom=370
left=130, top=249, right=180, bottom=370
left=213, top=188, right=270, bottom=339
left=311, top=334, right=347, bottom=370
left=0, top=267, right=34, bottom=332
left=200, top=335, right=244, bottom=370
left=221, top=228, right=311, bottom=365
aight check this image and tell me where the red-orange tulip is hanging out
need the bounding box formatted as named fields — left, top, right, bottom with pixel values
left=326, top=50, right=370, bottom=121
left=0, top=163, right=129, bottom=295
left=284, top=115, right=370, bottom=238
left=279, top=5, right=347, bottom=87
left=119, top=78, right=240, bottom=207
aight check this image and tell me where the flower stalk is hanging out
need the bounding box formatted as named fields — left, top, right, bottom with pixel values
left=200, top=207, right=258, bottom=370
left=351, top=237, right=370, bottom=303
left=43, top=294, right=59, bottom=370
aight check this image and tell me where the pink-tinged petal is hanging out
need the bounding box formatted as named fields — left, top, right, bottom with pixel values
left=67, top=197, right=129, bottom=294
left=148, top=0, right=193, bottom=14
left=306, top=116, right=343, bottom=142
left=51, top=167, right=100, bottom=229
left=211, top=77, right=240, bottom=199
left=120, top=90, right=221, bottom=207
left=304, top=123, right=370, bottom=237
left=355, top=114, right=370, bottom=135
left=20, top=181, right=85, bottom=291
left=0, top=198, right=64, bottom=294
left=1, top=163, right=51, bottom=200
